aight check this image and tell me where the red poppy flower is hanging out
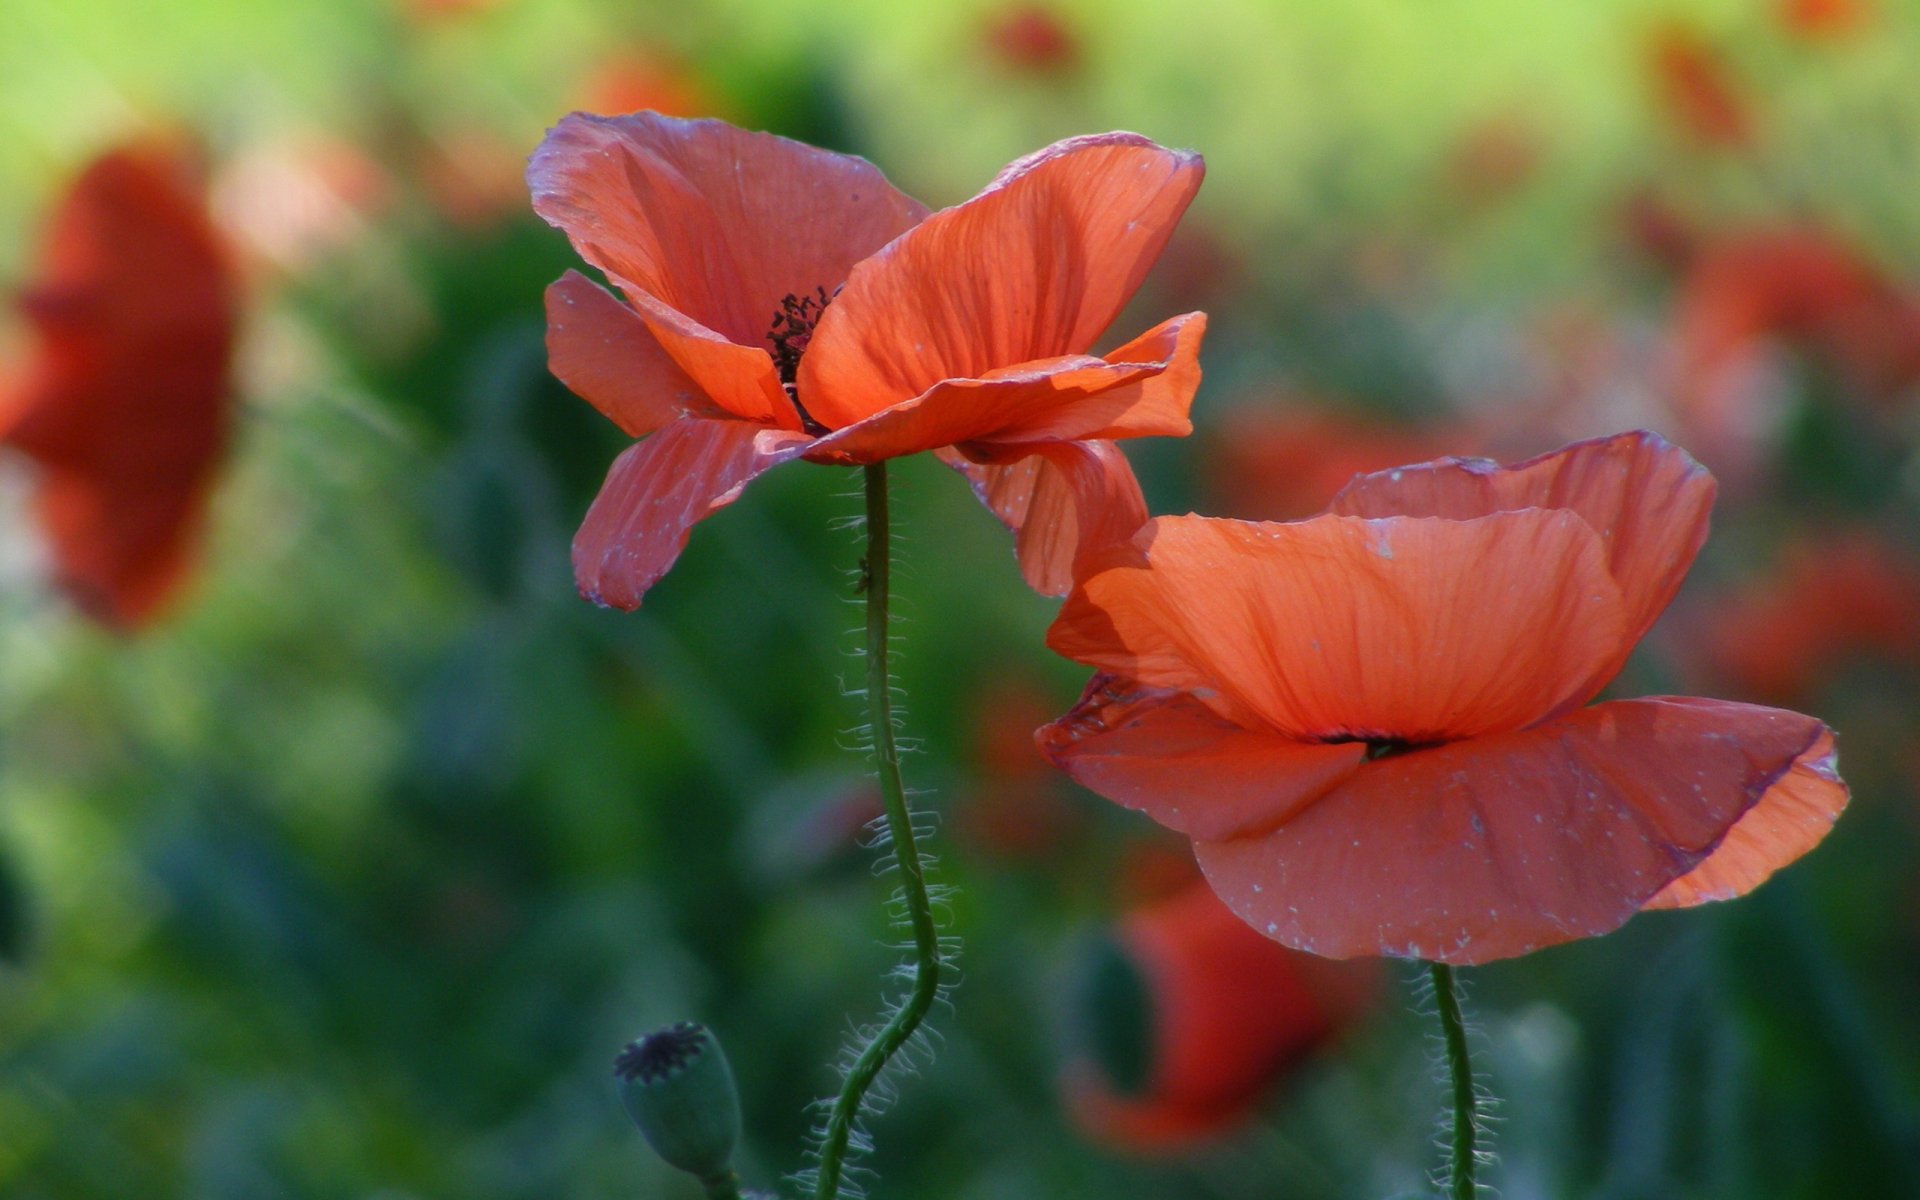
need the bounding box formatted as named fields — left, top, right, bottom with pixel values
left=955, top=674, right=1084, bottom=858
left=0, top=144, right=237, bottom=629
left=982, top=6, right=1079, bottom=74
left=1645, top=23, right=1753, bottom=149
left=1063, top=880, right=1377, bottom=1149
left=529, top=112, right=1206, bottom=607
left=1039, top=431, right=1849, bottom=964
left=1208, top=406, right=1459, bottom=523
left=1674, top=228, right=1920, bottom=450
left=1700, top=528, right=1920, bottom=704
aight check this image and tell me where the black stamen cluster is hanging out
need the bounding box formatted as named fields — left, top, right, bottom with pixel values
left=767, top=286, right=834, bottom=388
left=767, top=287, right=837, bottom=435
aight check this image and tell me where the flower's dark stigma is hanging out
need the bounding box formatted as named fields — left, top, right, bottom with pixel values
left=769, top=286, right=835, bottom=435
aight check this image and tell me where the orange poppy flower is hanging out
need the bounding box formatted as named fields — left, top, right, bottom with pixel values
left=529, top=112, right=1206, bottom=607
left=0, top=144, right=237, bottom=629
left=1063, top=880, right=1377, bottom=1149
left=1040, top=432, right=1849, bottom=964
left=1779, top=0, right=1870, bottom=38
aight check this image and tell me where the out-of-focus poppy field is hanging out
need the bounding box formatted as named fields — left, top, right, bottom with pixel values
left=2, top=1, right=1919, bottom=1197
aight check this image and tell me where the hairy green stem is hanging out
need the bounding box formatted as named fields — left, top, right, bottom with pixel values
left=811, top=462, right=945, bottom=1200
left=1429, top=960, right=1477, bottom=1199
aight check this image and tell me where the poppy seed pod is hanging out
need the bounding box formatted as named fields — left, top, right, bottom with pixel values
left=614, top=1022, right=741, bottom=1181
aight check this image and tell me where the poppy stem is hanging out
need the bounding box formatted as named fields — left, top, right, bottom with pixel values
left=1429, top=960, right=1478, bottom=1198
left=811, top=462, right=946, bottom=1200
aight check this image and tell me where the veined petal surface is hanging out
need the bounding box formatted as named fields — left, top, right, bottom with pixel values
left=529, top=112, right=927, bottom=345
left=940, top=440, right=1148, bottom=597
left=803, top=312, right=1201, bottom=463
left=529, top=112, right=927, bottom=426
left=545, top=272, right=726, bottom=435
left=1049, top=512, right=1628, bottom=741
left=1643, top=702, right=1847, bottom=908
left=1193, top=697, right=1832, bottom=964
left=572, top=418, right=811, bottom=609
left=800, top=133, right=1202, bottom=427
left=1330, top=430, right=1715, bottom=699
left=1036, top=675, right=1367, bottom=839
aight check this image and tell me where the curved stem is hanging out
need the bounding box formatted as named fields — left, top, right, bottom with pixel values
left=811, top=462, right=945, bottom=1200
left=1429, top=960, right=1477, bottom=1199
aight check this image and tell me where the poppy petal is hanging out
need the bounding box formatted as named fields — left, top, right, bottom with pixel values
left=940, top=439, right=1148, bottom=596
left=1193, top=697, right=1833, bottom=964
left=1329, top=430, right=1715, bottom=699
left=34, top=465, right=211, bottom=630
left=1, top=145, right=234, bottom=630
left=572, top=418, right=811, bottom=609
left=1642, top=706, right=1847, bottom=908
left=800, top=133, right=1202, bottom=428
left=803, top=312, right=1204, bottom=463
left=1048, top=511, right=1627, bottom=741
left=528, top=112, right=928, bottom=426
left=528, top=111, right=927, bottom=345
left=1036, top=674, right=1367, bottom=839
left=546, top=271, right=728, bottom=435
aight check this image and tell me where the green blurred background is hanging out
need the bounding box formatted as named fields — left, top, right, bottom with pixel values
left=2, top=0, right=1919, bottom=1196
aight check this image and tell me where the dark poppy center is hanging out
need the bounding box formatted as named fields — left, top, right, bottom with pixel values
left=768, top=287, right=835, bottom=434
left=1320, top=734, right=1429, bottom=760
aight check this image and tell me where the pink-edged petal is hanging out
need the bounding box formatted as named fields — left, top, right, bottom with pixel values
left=939, top=439, right=1148, bottom=596
left=799, top=133, right=1203, bottom=428
left=1036, top=674, right=1366, bottom=840
left=1643, top=704, right=1847, bottom=908
left=801, top=312, right=1202, bottom=462
left=528, top=112, right=927, bottom=345
left=546, top=271, right=728, bottom=435
left=1329, top=430, right=1716, bottom=698
left=1193, top=697, right=1834, bottom=965
left=572, top=418, right=811, bottom=609
left=1049, top=512, right=1628, bottom=741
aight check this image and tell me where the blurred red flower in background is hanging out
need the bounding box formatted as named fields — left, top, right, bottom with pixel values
left=1, top=143, right=238, bottom=630
left=955, top=674, right=1084, bottom=858
left=1778, top=0, right=1871, bottom=39
left=1041, top=432, right=1848, bottom=963
left=1645, top=23, right=1754, bottom=148
left=1445, top=112, right=1543, bottom=208
left=580, top=49, right=713, bottom=120
left=1672, top=228, right=1920, bottom=462
left=1699, top=527, right=1920, bottom=705
left=982, top=5, right=1080, bottom=74
left=1206, top=406, right=1456, bottom=522
left=1062, top=880, right=1377, bottom=1149
left=530, top=113, right=1206, bottom=607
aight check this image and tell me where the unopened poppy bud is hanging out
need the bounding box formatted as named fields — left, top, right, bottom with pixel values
left=614, top=1021, right=741, bottom=1181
